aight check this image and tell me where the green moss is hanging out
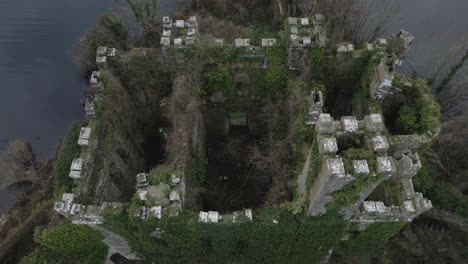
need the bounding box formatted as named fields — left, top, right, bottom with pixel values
left=201, top=66, right=235, bottom=97
left=327, top=175, right=382, bottom=210
left=54, top=119, right=86, bottom=196
left=211, top=47, right=239, bottom=64
left=253, top=66, right=289, bottom=97
left=341, top=148, right=376, bottom=173
left=103, top=208, right=347, bottom=263
left=186, top=158, right=207, bottom=187
left=413, top=157, right=468, bottom=218
left=383, top=74, right=441, bottom=134
left=22, top=223, right=108, bottom=264
left=335, top=222, right=406, bottom=260
left=149, top=165, right=178, bottom=185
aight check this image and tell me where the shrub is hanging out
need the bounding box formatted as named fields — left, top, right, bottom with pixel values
left=253, top=66, right=289, bottom=97
left=336, top=222, right=406, bottom=258
left=201, top=66, right=235, bottom=97
left=186, top=158, right=207, bottom=187
left=22, top=224, right=107, bottom=264
left=148, top=165, right=178, bottom=185
left=103, top=209, right=347, bottom=263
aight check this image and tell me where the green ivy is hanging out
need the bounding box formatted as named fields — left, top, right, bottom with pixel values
left=22, top=224, right=108, bottom=264
left=54, top=119, right=86, bottom=196
left=201, top=66, right=235, bottom=97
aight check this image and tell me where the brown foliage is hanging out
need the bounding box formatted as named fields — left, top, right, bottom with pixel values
left=248, top=88, right=307, bottom=206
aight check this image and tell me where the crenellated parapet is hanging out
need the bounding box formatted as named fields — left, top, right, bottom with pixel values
left=160, top=16, right=199, bottom=48
left=306, top=110, right=428, bottom=222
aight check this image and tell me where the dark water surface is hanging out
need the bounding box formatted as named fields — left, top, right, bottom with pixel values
left=0, top=0, right=187, bottom=213
left=373, top=0, right=468, bottom=81
left=0, top=0, right=116, bottom=159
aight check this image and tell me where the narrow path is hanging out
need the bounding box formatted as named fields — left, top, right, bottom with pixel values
left=297, top=147, right=312, bottom=199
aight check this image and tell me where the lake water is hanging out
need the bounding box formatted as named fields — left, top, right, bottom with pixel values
left=372, top=0, right=468, bottom=82
left=0, top=0, right=188, bottom=213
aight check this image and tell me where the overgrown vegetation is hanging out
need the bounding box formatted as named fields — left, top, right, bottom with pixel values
left=104, top=208, right=347, bottom=263
left=148, top=165, right=178, bottom=185
left=186, top=158, right=207, bottom=187
left=22, top=223, right=108, bottom=264
left=341, top=148, right=376, bottom=173
left=327, top=175, right=382, bottom=210
left=54, top=119, right=86, bottom=196
left=335, top=222, right=406, bottom=261
left=413, top=157, right=468, bottom=218
left=383, top=74, right=441, bottom=134
left=201, top=66, right=235, bottom=97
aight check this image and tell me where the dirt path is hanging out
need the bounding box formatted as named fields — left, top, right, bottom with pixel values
left=297, top=147, right=312, bottom=199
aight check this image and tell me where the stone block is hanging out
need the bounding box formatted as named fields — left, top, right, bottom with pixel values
left=54, top=202, right=64, bottom=212
left=370, top=135, right=389, bottom=153
left=199, top=211, right=208, bottom=222
left=140, top=206, right=148, bottom=220
left=261, top=38, right=277, bottom=47
left=78, top=127, right=91, bottom=146
left=375, top=201, right=387, bottom=213
left=244, top=209, right=253, bottom=221
left=70, top=158, right=83, bottom=171
left=362, top=201, right=377, bottom=212
left=235, top=39, right=243, bottom=47
left=150, top=206, right=162, bottom=219
left=290, top=34, right=299, bottom=46
left=160, top=37, right=170, bottom=47
left=318, top=137, right=338, bottom=155
left=288, top=17, right=298, bottom=25
left=61, top=193, right=74, bottom=213
left=364, top=114, right=385, bottom=132
left=136, top=173, right=148, bottom=188
left=85, top=98, right=95, bottom=116
left=377, top=38, right=387, bottom=46
left=69, top=171, right=81, bottom=179
left=302, top=37, right=312, bottom=46
left=138, top=190, right=147, bottom=201
left=317, top=114, right=335, bottom=134
left=107, top=48, right=116, bottom=57
left=337, top=44, right=348, bottom=53
left=175, top=20, right=185, bottom=28
left=326, top=158, right=345, bottom=178
left=353, top=160, right=369, bottom=175
left=162, top=29, right=171, bottom=37
left=347, top=44, right=354, bottom=52
left=291, top=26, right=298, bottom=35
left=90, top=71, right=101, bottom=87
left=208, top=211, right=219, bottom=223
left=96, top=46, right=107, bottom=56
left=215, top=38, right=224, bottom=46
left=162, top=16, right=172, bottom=28
left=396, top=153, right=421, bottom=178
left=169, top=190, right=180, bottom=202
left=96, top=56, right=106, bottom=64
left=398, top=29, right=415, bottom=46
left=366, top=43, right=374, bottom=50
left=340, top=116, right=359, bottom=133
left=403, top=200, right=416, bottom=212
left=377, top=156, right=396, bottom=177
left=174, top=38, right=182, bottom=48
left=187, top=28, right=196, bottom=37
left=171, top=174, right=181, bottom=185
left=301, top=17, right=309, bottom=26
left=185, top=37, right=195, bottom=45
left=317, top=33, right=326, bottom=47
left=188, top=16, right=198, bottom=28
